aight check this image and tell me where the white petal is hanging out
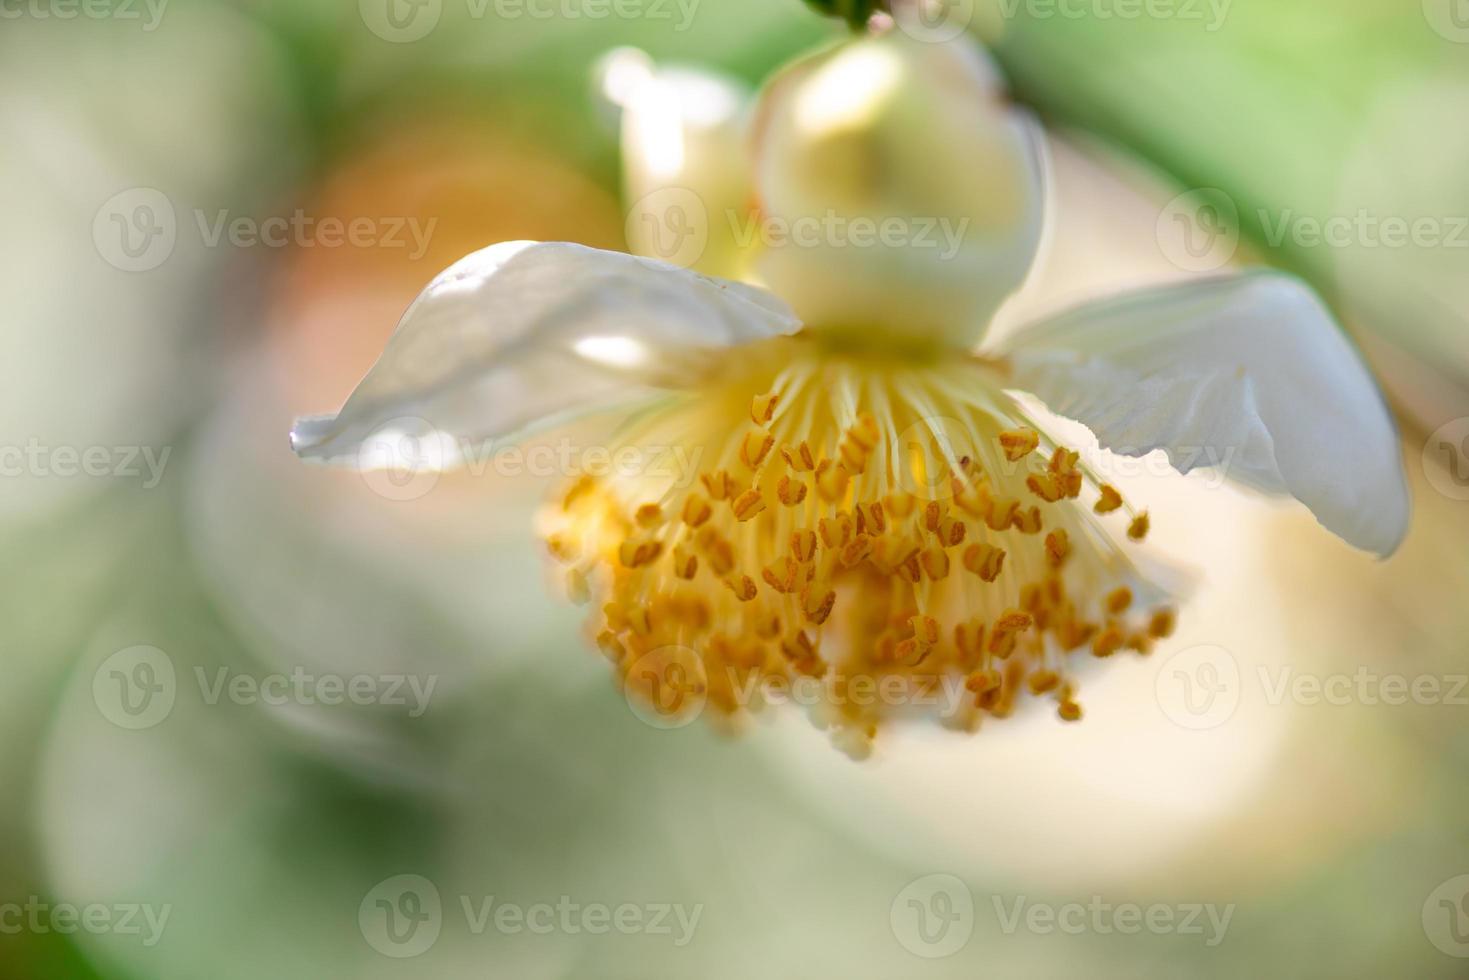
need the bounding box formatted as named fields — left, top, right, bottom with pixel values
left=601, top=49, right=757, bottom=280
left=290, top=241, right=799, bottom=466
left=999, top=271, right=1410, bottom=556
left=750, top=30, right=1044, bottom=347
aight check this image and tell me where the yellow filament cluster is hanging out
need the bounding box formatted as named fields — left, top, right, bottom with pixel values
left=542, top=340, right=1173, bottom=754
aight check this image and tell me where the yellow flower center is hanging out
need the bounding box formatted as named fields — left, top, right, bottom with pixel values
left=543, top=337, right=1173, bottom=756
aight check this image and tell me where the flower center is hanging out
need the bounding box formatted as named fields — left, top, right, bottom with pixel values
left=543, top=338, right=1173, bottom=756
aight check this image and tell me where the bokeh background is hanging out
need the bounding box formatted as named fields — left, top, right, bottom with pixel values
left=4, top=0, right=1469, bottom=977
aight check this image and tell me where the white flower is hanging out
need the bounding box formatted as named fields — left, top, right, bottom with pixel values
left=290, top=31, right=1408, bottom=752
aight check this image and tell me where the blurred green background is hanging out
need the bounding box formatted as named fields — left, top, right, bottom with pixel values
left=3, top=0, right=1469, bottom=977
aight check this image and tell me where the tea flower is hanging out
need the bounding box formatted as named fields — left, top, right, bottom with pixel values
left=291, top=32, right=1408, bottom=751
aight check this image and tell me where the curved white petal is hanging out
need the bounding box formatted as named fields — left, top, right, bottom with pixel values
left=750, top=30, right=1044, bottom=347
left=999, top=271, right=1410, bottom=556
left=290, top=241, right=800, bottom=466
left=601, top=49, right=757, bottom=280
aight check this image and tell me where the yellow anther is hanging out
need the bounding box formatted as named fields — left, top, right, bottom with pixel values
left=776, top=475, right=808, bottom=507
left=885, top=493, right=917, bottom=519
left=545, top=534, right=578, bottom=563
left=962, top=543, right=1006, bottom=582
left=803, top=588, right=836, bottom=625
left=781, top=441, right=817, bottom=472
left=838, top=416, right=880, bottom=474
left=1092, top=623, right=1125, bottom=658
left=937, top=517, right=967, bottom=547
left=1026, top=472, right=1067, bottom=503
left=595, top=629, right=626, bottom=662
left=618, top=538, right=663, bottom=568
left=634, top=503, right=662, bottom=528
left=815, top=461, right=850, bottom=502
left=732, top=488, right=767, bottom=521
left=818, top=514, right=853, bottom=549
left=1128, top=512, right=1151, bottom=541
left=995, top=609, right=1035, bottom=634
left=1105, top=586, right=1133, bottom=614
left=697, top=529, right=736, bottom=575
left=672, top=545, right=699, bottom=580
left=923, top=501, right=946, bottom=533
left=751, top=392, right=779, bottom=425
left=1049, top=447, right=1080, bottom=474
left=1044, top=529, right=1070, bottom=567
left=700, top=470, right=742, bottom=501
left=681, top=494, right=712, bottom=527
left=857, top=501, right=887, bottom=536
left=740, top=429, right=775, bottom=469
left=1027, top=669, right=1061, bottom=695
left=1148, top=608, right=1176, bottom=639
left=1013, top=505, right=1043, bottom=534
left=762, top=557, right=801, bottom=594
left=985, top=498, right=1019, bottom=531
left=920, top=546, right=951, bottom=580
left=1095, top=484, right=1124, bottom=514
left=998, top=428, right=1039, bottom=462
left=626, top=606, right=652, bottom=636
left=791, top=529, right=818, bottom=562
left=724, top=575, right=758, bottom=602
left=840, top=534, right=873, bottom=567
left=966, top=667, right=1002, bottom=695
left=1058, top=699, right=1083, bottom=722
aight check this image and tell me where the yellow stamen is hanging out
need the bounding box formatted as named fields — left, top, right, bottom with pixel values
left=542, top=342, right=1170, bottom=747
